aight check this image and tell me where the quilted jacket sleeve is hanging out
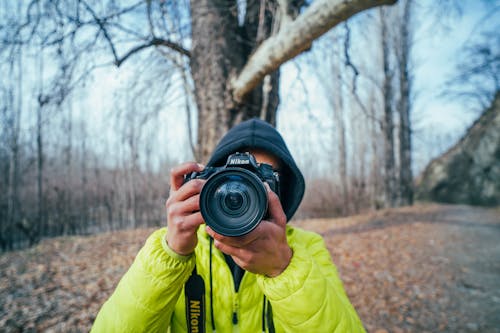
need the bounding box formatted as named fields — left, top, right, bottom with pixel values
left=91, top=228, right=195, bottom=332
left=256, top=227, right=365, bottom=332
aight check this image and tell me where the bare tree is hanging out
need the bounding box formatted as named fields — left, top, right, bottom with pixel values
left=4, top=48, right=23, bottom=249
left=395, top=0, right=414, bottom=205
left=380, top=6, right=398, bottom=207
left=307, top=5, right=417, bottom=213
left=317, top=31, right=350, bottom=215
left=445, top=29, right=500, bottom=111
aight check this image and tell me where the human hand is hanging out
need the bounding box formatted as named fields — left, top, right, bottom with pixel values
left=205, top=183, right=292, bottom=277
left=165, top=162, right=206, bottom=256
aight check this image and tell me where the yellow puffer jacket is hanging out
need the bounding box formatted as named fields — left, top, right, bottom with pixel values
left=91, top=225, right=365, bottom=332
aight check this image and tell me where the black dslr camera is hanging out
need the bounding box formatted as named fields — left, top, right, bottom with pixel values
left=184, top=152, right=280, bottom=236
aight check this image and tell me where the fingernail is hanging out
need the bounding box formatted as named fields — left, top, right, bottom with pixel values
left=264, top=182, right=271, bottom=192
left=197, top=163, right=205, bottom=170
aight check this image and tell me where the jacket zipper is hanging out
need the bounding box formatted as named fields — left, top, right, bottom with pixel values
left=232, top=294, right=239, bottom=325
left=232, top=267, right=249, bottom=332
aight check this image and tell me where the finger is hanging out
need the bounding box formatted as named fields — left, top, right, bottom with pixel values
left=170, top=162, right=204, bottom=191
left=169, top=211, right=204, bottom=232
left=166, top=179, right=204, bottom=211
left=168, top=194, right=201, bottom=217
left=265, top=183, right=287, bottom=227
left=183, top=211, right=205, bottom=230
left=173, top=178, right=206, bottom=202
left=213, top=239, right=242, bottom=257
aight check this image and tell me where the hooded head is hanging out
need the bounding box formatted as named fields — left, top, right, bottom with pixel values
left=207, top=118, right=305, bottom=222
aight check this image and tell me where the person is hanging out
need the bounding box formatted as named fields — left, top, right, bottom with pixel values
left=91, top=118, right=365, bottom=332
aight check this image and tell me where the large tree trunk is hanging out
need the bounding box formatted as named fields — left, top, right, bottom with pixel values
left=190, top=0, right=279, bottom=162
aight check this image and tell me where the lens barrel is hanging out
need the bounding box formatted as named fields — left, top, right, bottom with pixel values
left=200, top=168, right=268, bottom=236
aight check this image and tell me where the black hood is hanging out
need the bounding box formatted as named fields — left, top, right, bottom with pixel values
left=207, top=118, right=305, bottom=222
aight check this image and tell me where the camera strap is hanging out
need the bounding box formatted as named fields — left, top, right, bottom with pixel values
left=185, top=266, right=206, bottom=333
left=184, top=259, right=275, bottom=332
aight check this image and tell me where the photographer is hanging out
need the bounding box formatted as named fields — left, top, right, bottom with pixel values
left=92, top=118, right=365, bottom=332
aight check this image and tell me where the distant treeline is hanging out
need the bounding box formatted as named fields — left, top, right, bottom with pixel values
left=0, top=144, right=171, bottom=250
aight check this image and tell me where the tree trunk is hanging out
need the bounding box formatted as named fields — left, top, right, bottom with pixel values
left=80, top=122, right=89, bottom=232
left=368, top=90, right=384, bottom=209
left=34, top=45, right=45, bottom=244
left=331, top=52, right=349, bottom=215
left=380, top=8, right=397, bottom=208
left=5, top=48, right=22, bottom=250
left=64, top=101, right=73, bottom=235
left=397, top=0, right=413, bottom=205
left=126, top=110, right=137, bottom=229
left=36, top=101, right=44, bottom=244
left=190, top=0, right=278, bottom=162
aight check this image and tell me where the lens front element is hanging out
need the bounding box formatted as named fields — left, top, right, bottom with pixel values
left=220, top=183, right=247, bottom=214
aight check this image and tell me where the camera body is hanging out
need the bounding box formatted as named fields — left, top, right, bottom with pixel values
left=184, top=152, right=280, bottom=236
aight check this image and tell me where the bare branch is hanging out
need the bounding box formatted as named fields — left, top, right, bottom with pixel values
left=343, top=22, right=360, bottom=94
left=81, top=0, right=119, bottom=63
left=115, top=38, right=190, bottom=67
left=231, top=0, right=397, bottom=102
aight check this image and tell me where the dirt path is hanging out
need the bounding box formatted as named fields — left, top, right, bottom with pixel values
left=294, top=204, right=500, bottom=332
left=0, top=204, right=499, bottom=332
left=437, top=207, right=500, bottom=332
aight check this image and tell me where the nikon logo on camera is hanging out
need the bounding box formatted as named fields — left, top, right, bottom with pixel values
left=228, top=158, right=250, bottom=165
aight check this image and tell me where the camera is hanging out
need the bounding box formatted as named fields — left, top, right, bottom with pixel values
left=184, top=152, right=280, bottom=236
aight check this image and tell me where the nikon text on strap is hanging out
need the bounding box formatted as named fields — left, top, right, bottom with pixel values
left=185, top=267, right=206, bottom=333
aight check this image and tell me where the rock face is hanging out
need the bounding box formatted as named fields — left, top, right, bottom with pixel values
left=416, top=93, right=500, bottom=206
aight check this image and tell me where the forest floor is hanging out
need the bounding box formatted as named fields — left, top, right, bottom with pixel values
left=1, top=203, right=499, bottom=332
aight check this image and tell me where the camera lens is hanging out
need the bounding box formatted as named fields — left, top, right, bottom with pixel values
left=200, top=168, right=268, bottom=236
